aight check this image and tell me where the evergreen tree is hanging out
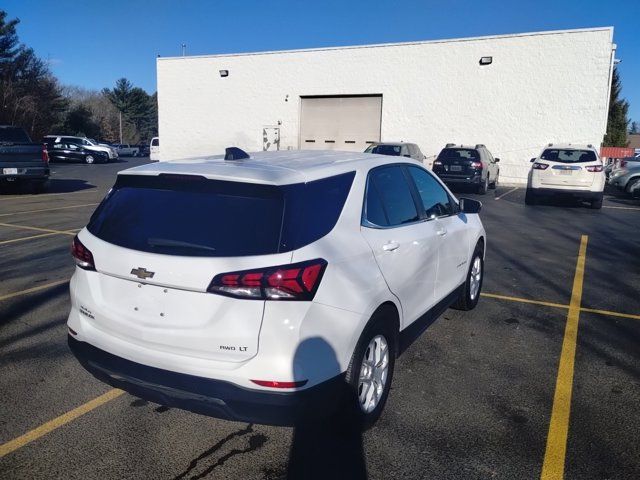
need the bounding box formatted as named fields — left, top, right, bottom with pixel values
left=603, top=68, right=629, bottom=147
left=0, top=10, right=66, bottom=139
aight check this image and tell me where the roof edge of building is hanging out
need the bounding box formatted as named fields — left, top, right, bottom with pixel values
left=157, top=26, right=614, bottom=62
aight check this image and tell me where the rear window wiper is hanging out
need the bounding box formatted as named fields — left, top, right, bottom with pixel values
left=147, top=238, right=217, bottom=252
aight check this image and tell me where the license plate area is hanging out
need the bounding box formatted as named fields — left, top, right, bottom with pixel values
left=450, top=165, right=462, bottom=172
left=559, top=170, right=572, bottom=175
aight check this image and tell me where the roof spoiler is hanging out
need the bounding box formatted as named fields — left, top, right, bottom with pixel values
left=224, top=147, right=250, bottom=161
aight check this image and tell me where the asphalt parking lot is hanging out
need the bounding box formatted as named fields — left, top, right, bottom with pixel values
left=1, top=159, right=639, bottom=480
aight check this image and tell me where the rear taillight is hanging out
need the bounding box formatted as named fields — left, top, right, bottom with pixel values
left=250, top=379, right=308, bottom=389
left=208, top=259, right=327, bottom=301
left=71, top=236, right=96, bottom=271
left=586, top=165, right=603, bottom=172
left=471, top=161, right=483, bottom=169
left=532, top=162, right=549, bottom=170
left=42, top=145, right=49, bottom=164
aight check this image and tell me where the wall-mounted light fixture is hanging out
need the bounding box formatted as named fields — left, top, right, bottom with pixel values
left=219, top=69, right=229, bottom=77
left=479, top=56, right=493, bottom=66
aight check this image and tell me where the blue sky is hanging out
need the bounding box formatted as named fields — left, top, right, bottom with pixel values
left=4, top=0, right=640, bottom=122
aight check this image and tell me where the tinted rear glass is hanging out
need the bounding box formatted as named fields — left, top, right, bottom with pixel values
left=87, top=172, right=355, bottom=257
left=0, top=127, right=31, bottom=143
left=437, top=148, right=479, bottom=161
left=540, top=149, right=597, bottom=163
left=366, top=145, right=402, bottom=156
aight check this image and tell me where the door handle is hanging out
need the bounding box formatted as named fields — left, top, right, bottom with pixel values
left=437, top=227, right=447, bottom=236
left=382, top=241, right=399, bottom=252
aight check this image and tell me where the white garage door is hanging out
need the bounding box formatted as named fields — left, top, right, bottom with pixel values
left=299, top=95, right=382, bottom=152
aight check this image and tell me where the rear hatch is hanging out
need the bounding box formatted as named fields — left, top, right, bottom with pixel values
left=536, top=148, right=599, bottom=188
left=433, top=148, right=480, bottom=177
left=80, top=171, right=354, bottom=363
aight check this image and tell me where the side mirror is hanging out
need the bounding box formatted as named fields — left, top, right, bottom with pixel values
left=494, top=158, right=500, bottom=163
left=459, top=198, right=482, bottom=214
left=530, top=158, right=536, bottom=163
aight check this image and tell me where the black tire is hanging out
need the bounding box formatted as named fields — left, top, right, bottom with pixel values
left=477, top=176, right=488, bottom=195
left=525, top=188, right=536, bottom=205
left=451, top=243, right=484, bottom=311
left=590, top=194, right=603, bottom=209
left=625, top=177, right=640, bottom=194
left=489, top=173, right=498, bottom=189
left=344, top=308, right=397, bottom=430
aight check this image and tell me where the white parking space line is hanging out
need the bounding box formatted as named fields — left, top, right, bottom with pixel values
left=602, top=205, right=640, bottom=211
left=495, top=187, right=518, bottom=200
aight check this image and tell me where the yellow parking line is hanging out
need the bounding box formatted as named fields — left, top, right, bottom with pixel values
left=541, top=235, right=588, bottom=480
left=0, top=222, right=77, bottom=236
left=580, top=307, right=640, bottom=321
left=480, top=292, right=568, bottom=310
left=0, top=279, right=69, bottom=302
left=0, top=232, right=62, bottom=245
left=0, top=389, right=124, bottom=458
left=0, top=189, right=98, bottom=201
left=0, top=203, right=99, bottom=217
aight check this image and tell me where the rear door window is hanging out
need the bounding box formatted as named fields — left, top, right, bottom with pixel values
left=364, top=166, right=419, bottom=227
left=88, top=172, right=355, bottom=257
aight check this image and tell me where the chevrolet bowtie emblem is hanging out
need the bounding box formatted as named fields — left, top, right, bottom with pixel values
left=130, top=267, right=155, bottom=280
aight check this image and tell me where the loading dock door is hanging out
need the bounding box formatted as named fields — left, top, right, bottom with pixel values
left=300, top=95, right=382, bottom=152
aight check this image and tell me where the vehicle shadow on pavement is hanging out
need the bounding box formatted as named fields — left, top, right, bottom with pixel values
left=286, top=337, right=368, bottom=480
left=0, top=178, right=95, bottom=195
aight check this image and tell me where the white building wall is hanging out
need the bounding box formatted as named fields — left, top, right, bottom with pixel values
left=157, top=27, right=614, bottom=184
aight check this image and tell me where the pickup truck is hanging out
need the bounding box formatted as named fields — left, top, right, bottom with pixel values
left=0, top=126, right=49, bottom=192
left=113, top=144, right=140, bottom=157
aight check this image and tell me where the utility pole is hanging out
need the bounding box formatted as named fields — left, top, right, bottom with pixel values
left=119, top=111, right=123, bottom=144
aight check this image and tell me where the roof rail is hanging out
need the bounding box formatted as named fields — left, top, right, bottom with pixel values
left=224, top=147, right=250, bottom=161
left=548, top=143, right=553, bottom=147
left=475, top=144, right=485, bottom=149
left=445, top=143, right=456, bottom=148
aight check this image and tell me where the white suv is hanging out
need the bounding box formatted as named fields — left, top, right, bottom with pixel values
left=525, top=144, right=605, bottom=209
left=67, top=149, right=486, bottom=427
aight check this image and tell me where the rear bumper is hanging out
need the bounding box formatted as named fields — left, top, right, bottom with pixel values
left=68, top=335, right=345, bottom=426
left=435, top=173, right=482, bottom=185
left=0, top=166, right=49, bottom=181
left=529, top=188, right=602, bottom=199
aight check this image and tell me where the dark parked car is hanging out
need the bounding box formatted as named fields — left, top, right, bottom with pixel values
left=0, top=125, right=50, bottom=192
left=432, top=144, right=500, bottom=194
left=135, top=143, right=150, bottom=157
left=44, top=138, right=109, bottom=164
left=364, top=142, right=426, bottom=162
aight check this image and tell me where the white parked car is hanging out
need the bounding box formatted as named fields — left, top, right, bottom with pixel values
left=150, top=137, right=160, bottom=161
left=525, top=144, right=605, bottom=209
left=67, top=149, right=486, bottom=427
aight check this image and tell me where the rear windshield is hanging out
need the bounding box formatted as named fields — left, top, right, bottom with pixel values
left=0, top=127, right=31, bottom=143
left=87, top=171, right=355, bottom=257
left=151, top=138, right=159, bottom=146
left=540, top=149, right=597, bottom=163
left=437, top=148, right=479, bottom=160
left=366, top=145, right=402, bottom=156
